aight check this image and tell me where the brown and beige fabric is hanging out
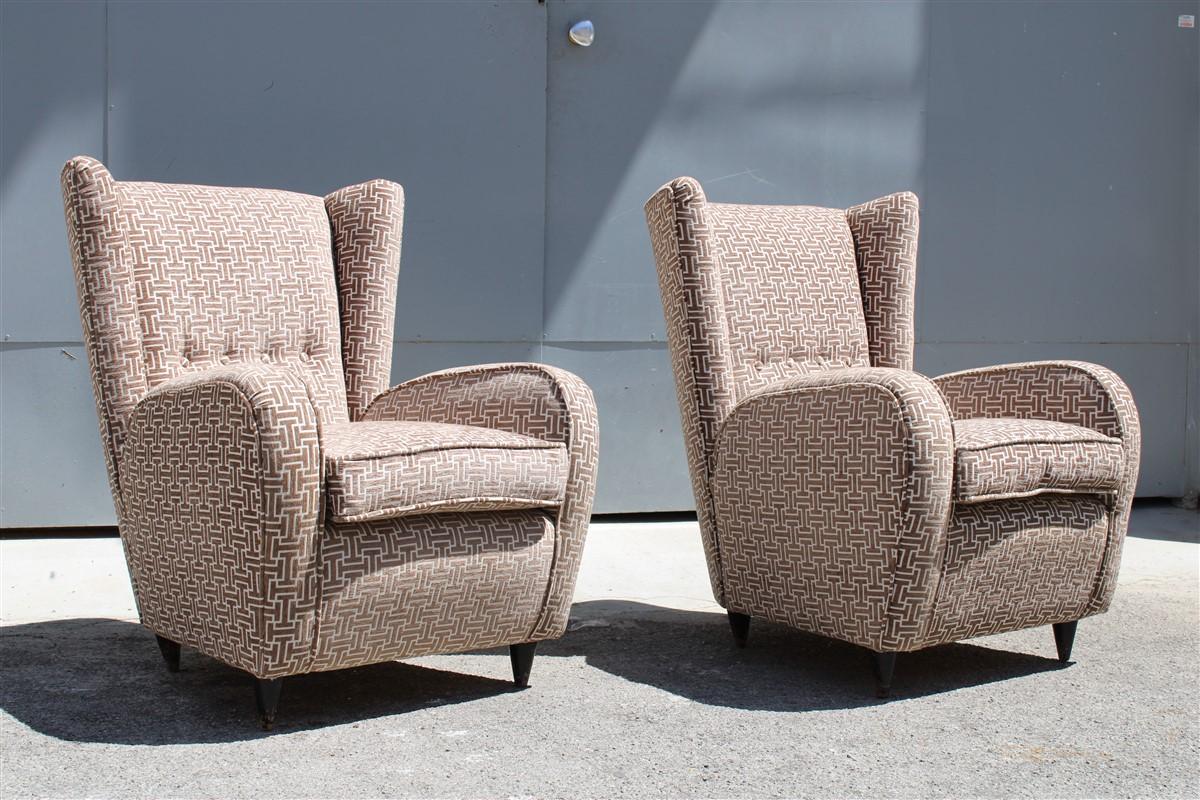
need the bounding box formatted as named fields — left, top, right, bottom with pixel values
left=645, top=177, right=1139, bottom=695
left=61, top=157, right=598, bottom=727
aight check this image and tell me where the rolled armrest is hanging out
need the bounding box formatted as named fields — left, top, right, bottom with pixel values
left=933, top=360, right=1140, bottom=613
left=364, top=363, right=599, bottom=640
left=119, top=363, right=322, bottom=677
left=363, top=363, right=584, bottom=443
left=932, top=360, right=1138, bottom=442
left=711, top=367, right=954, bottom=651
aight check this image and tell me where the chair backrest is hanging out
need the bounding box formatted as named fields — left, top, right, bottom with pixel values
left=644, top=176, right=918, bottom=570
left=61, top=156, right=403, bottom=505
left=703, top=199, right=874, bottom=395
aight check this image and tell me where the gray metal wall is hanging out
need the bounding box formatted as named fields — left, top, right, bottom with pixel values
left=2, top=0, right=1196, bottom=526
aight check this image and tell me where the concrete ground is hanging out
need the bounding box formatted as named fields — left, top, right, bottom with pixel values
left=1, top=503, right=1197, bottom=799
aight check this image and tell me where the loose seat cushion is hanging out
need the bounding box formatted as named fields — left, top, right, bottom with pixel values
left=323, top=421, right=567, bottom=523
left=953, top=417, right=1125, bottom=503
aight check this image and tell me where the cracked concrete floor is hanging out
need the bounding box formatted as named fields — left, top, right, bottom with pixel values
left=1, top=504, right=1197, bottom=799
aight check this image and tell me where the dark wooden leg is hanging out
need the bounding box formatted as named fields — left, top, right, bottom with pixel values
left=1053, top=620, right=1078, bottom=663
left=727, top=611, right=751, bottom=648
left=873, top=652, right=897, bottom=698
left=510, top=642, right=537, bottom=688
left=155, top=635, right=180, bottom=673
left=254, top=678, right=283, bottom=730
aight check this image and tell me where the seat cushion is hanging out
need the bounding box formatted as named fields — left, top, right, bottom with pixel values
left=953, top=417, right=1125, bottom=503
left=323, top=421, right=567, bottom=523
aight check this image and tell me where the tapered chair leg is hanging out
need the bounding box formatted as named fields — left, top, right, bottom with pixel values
left=872, top=652, right=897, bottom=699
left=254, top=678, right=283, bottom=730
left=510, top=642, right=537, bottom=688
left=727, top=611, right=751, bottom=648
left=155, top=635, right=181, bottom=673
left=1053, top=620, right=1078, bottom=663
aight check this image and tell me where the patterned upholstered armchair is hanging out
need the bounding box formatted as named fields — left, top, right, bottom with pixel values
left=645, top=177, right=1139, bottom=696
left=62, top=157, right=598, bottom=727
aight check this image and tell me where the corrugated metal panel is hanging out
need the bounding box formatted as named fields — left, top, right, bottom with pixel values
left=1, top=1, right=1195, bottom=526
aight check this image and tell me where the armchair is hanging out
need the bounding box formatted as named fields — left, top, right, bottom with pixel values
left=645, top=177, right=1139, bottom=696
left=62, top=157, right=598, bottom=727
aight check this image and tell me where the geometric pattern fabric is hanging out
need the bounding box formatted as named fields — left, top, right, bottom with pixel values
left=62, top=157, right=599, bottom=678
left=645, top=175, right=1141, bottom=652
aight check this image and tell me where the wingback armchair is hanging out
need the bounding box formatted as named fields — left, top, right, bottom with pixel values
left=645, top=177, right=1139, bottom=696
left=62, top=157, right=598, bottom=727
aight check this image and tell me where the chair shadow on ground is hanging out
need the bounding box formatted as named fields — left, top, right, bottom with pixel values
left=1, top=601, right=1067, bottom=745
left=544, top=600, right=1067, bottom=711
left=0, top=617, right=519, bottom=745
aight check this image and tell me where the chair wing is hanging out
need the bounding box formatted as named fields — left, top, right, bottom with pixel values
left=326, top=180, right=405, bottom=420
left=846, top=191, right=920, bottom=371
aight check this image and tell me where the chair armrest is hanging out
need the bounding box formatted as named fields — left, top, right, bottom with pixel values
left=932, top=360, right=1141, bottom=614
left=364, top=363, right=587, bottom=444
left=364, top=363, right=599, bottom=640
left=931, top=360, right=1139, bottom=443
left=119, top=363, right=323, bottom=678
left=711, top=367, right=954, bottom=651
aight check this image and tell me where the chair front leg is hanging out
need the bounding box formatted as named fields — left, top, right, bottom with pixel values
left=727, top=611, right=751, bottom=648
left=872, top=652, right=898, bottom=698
left=1053, top=620, right=1078, bottom=663
left=155, top=635, right=181, bottom=673
left=509, top=643, right=537, bottom=688
left=254, top=678, right=284, bottom=730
